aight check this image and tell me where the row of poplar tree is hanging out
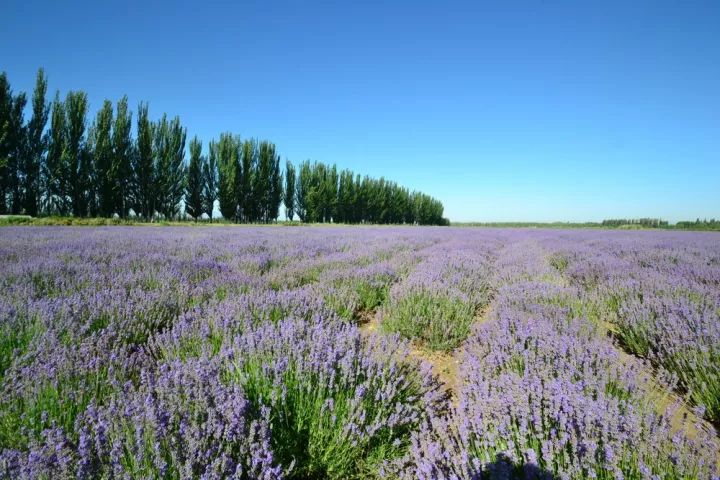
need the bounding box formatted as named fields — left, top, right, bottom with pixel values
left=0, top=69, right=446, bottom=224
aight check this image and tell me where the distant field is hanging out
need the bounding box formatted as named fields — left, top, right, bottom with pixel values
left=0, top=226, right=718, bottom=478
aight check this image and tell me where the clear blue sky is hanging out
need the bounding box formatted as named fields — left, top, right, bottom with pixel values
left=2, top=0, right=718, bottom=222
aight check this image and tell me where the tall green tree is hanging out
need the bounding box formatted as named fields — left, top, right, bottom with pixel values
left=153, top=115, right=186, bottom=219
left=133, top=102, right=155, bottom=220
left=185, top=136, right=203, bottom=220
left=23, top=68, right=48, bottom=217
left=253, top=141, right=270, bottom=222
left=91, top=100, right=114, bottom=217
left=202, top=141, right=217, bottom=221
left=44, top=92, right=66, bottom=215
left=295, top=160, right=311, bottom=222
left=7, top=91, right=26, bottom=214
left=239, top=140, right=255, bottom=222
left=336, top=169, right=353, bottom=223
left=63, top=91, right=90, bottom=217
left=113, top=96, right=133, bottom=217
left=258, top=141, right=282, bottom=222
left=216, top=133, right=240, bottom=220
left=0, top=73, right=13, bottom=214
left=284, top=160, right=295, bottom=221
left=323, top=164, right=338, bottom=222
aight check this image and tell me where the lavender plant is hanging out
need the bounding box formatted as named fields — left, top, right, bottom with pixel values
left=223, top=317, right=445, bottom=479
left=381, top=241, right=496, bottom=350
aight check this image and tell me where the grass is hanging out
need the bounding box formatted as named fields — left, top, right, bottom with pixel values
left=0, top=366, right=115, bottom=450
left=0, top=315, right=42, bottom=383
left=381, top=291, right=476, bottom=351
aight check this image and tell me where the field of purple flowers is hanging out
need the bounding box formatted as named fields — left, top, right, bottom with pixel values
left=0, top=227, right=718, bottom=479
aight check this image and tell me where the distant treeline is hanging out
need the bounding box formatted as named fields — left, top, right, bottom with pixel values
left=674, top=219, right=720, bottom=231
left=457, top=222, right=601, bottom=228
left=290, top=160, right=446, bottom=225
left=459, top=219, right=720, bottom=231
left=601, top=218, right=720, bottom=231
left=0, top=68, right=446, bottom=225
left=601, top=218, right=669, bottom=228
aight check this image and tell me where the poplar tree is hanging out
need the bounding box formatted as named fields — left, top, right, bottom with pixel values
left=216, top=133, right=240, bottom=220
left=153, top=115, right=186, bottom=219
left=323, top=164, right=338, bottom=222
left=113, top=96, right=133, bottom=217
left=295, top=160, right=311, bottom=222
left=239, top=140, right=254, bottom=222
left=45, top=92, right=66, bottom=215
left=257, top=141, right=282, bottom=222
left=64, top=91, right=90, bottom=216
left=284, top=160, right=295, bottom=221
left=7, top=91, right=26, bottom=214
left=133, top=102, right=155, bottom=220
left=0, top=73, right=13, bottom=214
left=202, top=141, right=217, bottom=221
left=92, top=100, right=114, bottom=217
left=24, top=68, right=48, bottom=217
left=254, top=141, right=272, bottom=222
left=185, top=136, right=203, bottom=220
left=269, top=152, right=282, bottom=222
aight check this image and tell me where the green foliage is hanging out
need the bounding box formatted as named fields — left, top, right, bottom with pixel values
left=284, top=160, right=296, bottom=220
left=91, top=99, right=114, bottom=216
left=64, top=91, right=90, bottom=217
left=0, top=72, right=13, bottom=214
left=356, top=281, right=389, bottom=311
left=23, top=68, right=48, bottom=217
left=382, top=291, right=476, bottom=351
left=228, top=352, right=424, bottom=479
left=202, top=140, right=218, bottom=220
left=0, top=83, right=27, bottom=215
left=239, top=139, right=254, bottom=221
left=292, top=159, right=445, bottom=225
left=674, top=218, right=720, bottom=231
left=602, top=218, right=669, bottom=228
left=153, top=114, right=186, bottom=219
left=258, top=140, right=282, bottom=223
left=133, top=102, right=155, bottom=219
left=185, top=136, right=203, bottom=219
left=0, top=315, right=42, bottom=383
left=216, top=133, right=241, bottom=220
left=0, top=366, right=115, bottom=450
left=112, top=96, right=133, bottom=217
left=44, top=91, right=67, bottom=215
left=548, top=253, right=569, bottom=273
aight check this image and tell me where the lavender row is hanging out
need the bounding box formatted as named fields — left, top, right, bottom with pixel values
left=545, top=232, right=720, bottom=422
left=380, top=237, right=501, bottom=351
left=403, top=237, right=718, bottom=479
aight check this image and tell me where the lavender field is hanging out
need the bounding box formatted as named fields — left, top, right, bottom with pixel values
left=0, top=227, right=718, bottom=479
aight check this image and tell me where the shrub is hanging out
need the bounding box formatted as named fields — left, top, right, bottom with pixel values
left=224, top=318, right=444, bottom=479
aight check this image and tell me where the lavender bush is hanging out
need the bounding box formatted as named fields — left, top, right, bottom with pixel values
left=223, top=318, right=444, bottom=478
left=381, top=240, right=496, bottom=350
